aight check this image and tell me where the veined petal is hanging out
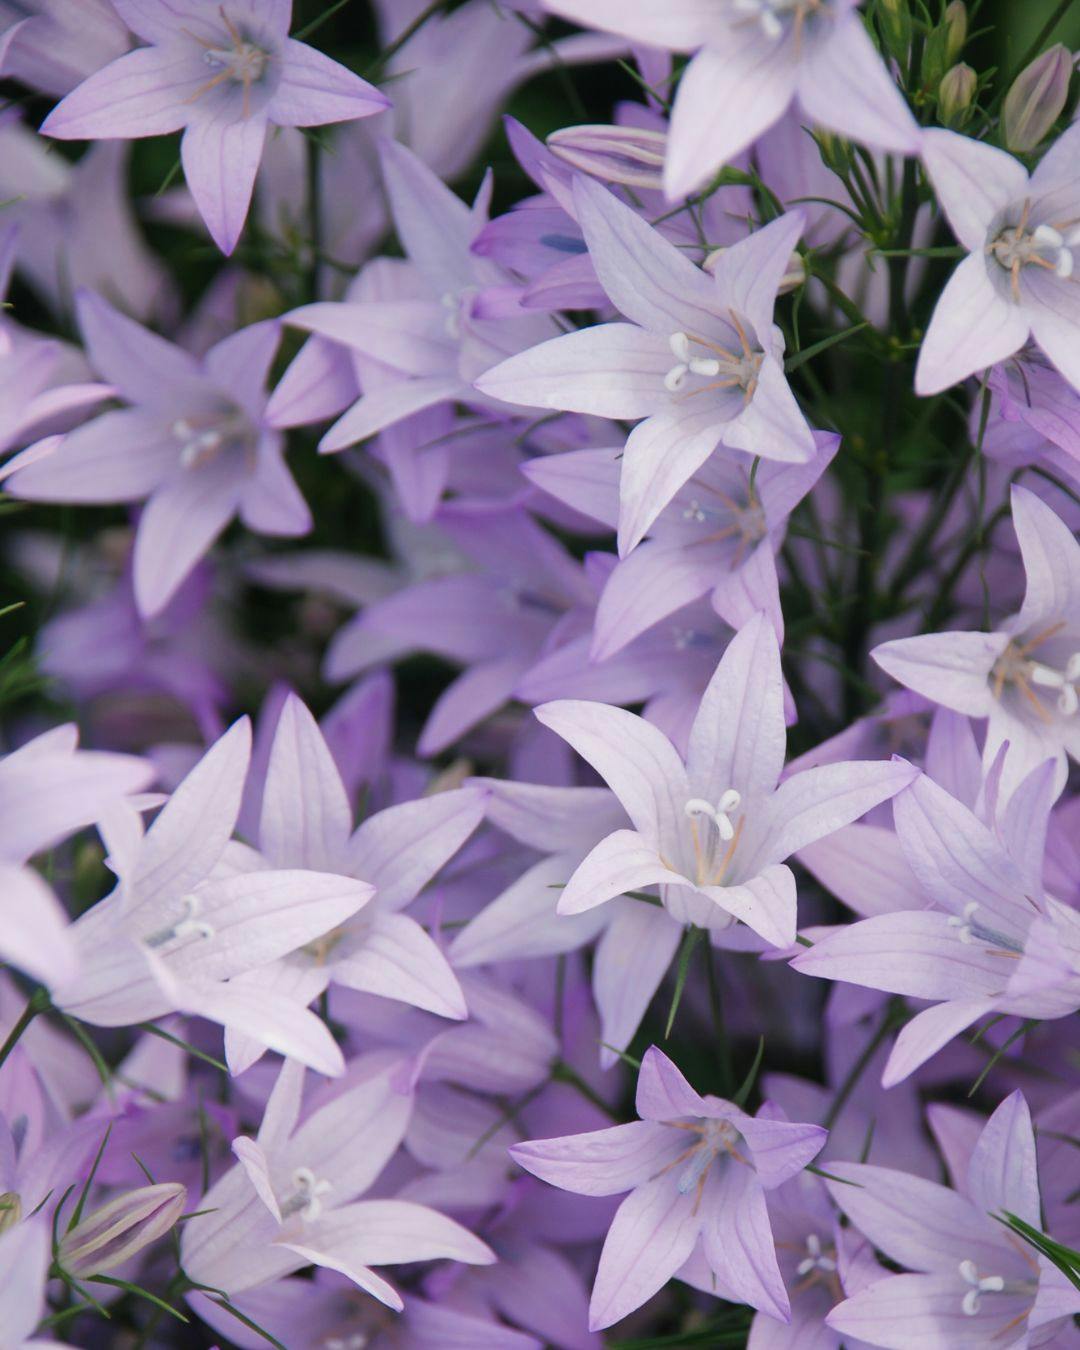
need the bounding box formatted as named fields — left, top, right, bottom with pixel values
left=881, top=997, right=995, bottom=1086
left=299, top=1198, right=493, bottom=1268
left=332, top=912, right=467, bottom=1019
left=511, top=1120, right=684, bottom=1197
left=920, top=129, right=1029, bottom=252
left=259, top=693, right=352, bottom=872
left=590, top=1175, right=701, bottom=1330
left=701, top=1164, right=788, bottom=1321
left=915, top=254, right=1029, bottom=396
left=967, top=1090, right=1040, bottom=1230
left=42, top=46, right=205, bottom=140
left=559, top=829, right=683, bottom=915
left=534, top=699, right=690, bottom=851
left=699, top=863, right=797, bottom=948
left=268, top=38, right=389, bottom=126
left=1010, top=482, right=1080, bottom=636
left=594, top=901, right=683, bottom=1069
left=871, top=630, right=1005, bottom=716
left=476, top=323, right=670, bottom=420
left=0, top=864, right=78, bottom=990
left=181, top=110, right=267, bottom=257
left=828, top=1272, right=1033, bottom=1349
left=762, top=759, right=918, bottom=864
left=543, top=0, right=717, bottom=49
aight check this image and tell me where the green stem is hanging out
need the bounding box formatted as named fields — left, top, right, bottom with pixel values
left=364, top=0, right=445, bottom=78
left=0, top=988, right=48, bottom=1072
left=997, top=0, right=1075, bottom=105
left=551, top=1060, right=620, bottom=1120
left=822, top=1003, right=905, bottom=1131
left=701, top=937, right=734, bottom=1097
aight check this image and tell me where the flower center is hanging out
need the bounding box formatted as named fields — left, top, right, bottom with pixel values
left=171, top=409, right=253, bottom=471
left=144, top=894, right=215, bottom=949
left=280, top=1166, right=332, bottom=1222
left=664, top=1118, right=749, bottom=1207
left=731, top=0, right=827, bottom=42
left=947, top=902, right=1023, bottom=956
left=664, top=320, right=763, bottom=404
left=991, top=622, right=1079, bottom=719
left=684, top=791, right=744, bottom=886
left=185, top=9, right=270, bottom=118
left=959, top=1258, right=1006, bottom=1316
left=796, top=1231, right=837, bottom=1277
left=988, top=200, right=1076, bottom=302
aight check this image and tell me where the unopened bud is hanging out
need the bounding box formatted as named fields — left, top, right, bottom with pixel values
left=939, top=63, right=977, bottom=127
left=704, top=244, right=805, bottom=295
left=877, top=0, right=912, bottom=58
left=58, top=1183, right=186, bottom=1279
left=1004, top=45, right=1074, bottom=153
left=547, top=124, right=666, bottom=191
left=943, top=2, right=967, bottom=63
left=0, top=1192, right=21, bottom=1236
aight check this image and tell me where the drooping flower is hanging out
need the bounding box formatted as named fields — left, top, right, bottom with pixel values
left=872, top=484, right=1080, bottom=796
left=511, top=1045, right=826, bottom=1329
left=476, top=177, right=815, bottom=557
left=40, top=0, right=389, bottom=255
left=916, top=125, right=1080, bottom=394
left=543, top=0, right=920, bottom=199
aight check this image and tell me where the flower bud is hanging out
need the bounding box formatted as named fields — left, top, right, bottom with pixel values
left=943, top=2, right=967, bottom=64
left=547, top=124, right=666, bottom=191
left=1004, top=45, right=1074, bottom=153
left=0, top=1192, right=21, bottom=1236
left=939, top=63, right=977, bottom=127
left=58, top=1183, right=186, bottom=1279
left=877, top=0, right=912, bottom=59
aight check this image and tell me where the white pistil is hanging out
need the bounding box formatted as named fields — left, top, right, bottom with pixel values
left=796, top=1232, right=837, bottom=1277
left=144, top=894, right=215, bottom=949
left=959, top=1258, right=1005, bottom=1316
left=947, top=900, right=979, bottom=945
left=280, top=1166, right=332, bottom=1222
left=989, top=201, right=1076, bottom=300
left=1029, top=652, right=1080, bottom=716
left=665, top=332, right=721, bottom=393
left=685, top=790, right=742, bottom=842
left=675, top=1119, right=737, bottom=1194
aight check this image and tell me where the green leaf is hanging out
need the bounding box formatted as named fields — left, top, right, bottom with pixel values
left=732, top=1037, right=765, bottom=1109
left=665, top=927, right=703, bottom=1038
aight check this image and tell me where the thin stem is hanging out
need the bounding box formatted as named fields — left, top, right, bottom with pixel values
left=700, top=935, right=734, bottom=1096
left=822, top=1004, right=905, bottom=1131
left=551, top=1060, right=619, bottom=1120
left=0, top=988, right=48, bottom=1072
left=997, top=0, right=1074, bottom=105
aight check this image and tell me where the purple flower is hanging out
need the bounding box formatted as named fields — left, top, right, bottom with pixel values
left=543, top=0, right=919, bottom=198
left=825, top=1092, right=1080, bottom=1347
left=872, top=484, right=1080, bottom=797
left=511, top=1045, right=826, bottom=1329
left=916, top=125, right=1080, bottom=395
left=477, top=177, right=815, bottom=556
left=182, top=1058, right=493, bottom=1301
left=538, top=612, right=916, bottom=946
left=7, top=291, right=310, bottom=618
left=40, top=0, right=389, bottom=255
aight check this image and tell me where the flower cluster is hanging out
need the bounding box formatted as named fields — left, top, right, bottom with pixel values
left=0, top=2, right=1078, bottom=1347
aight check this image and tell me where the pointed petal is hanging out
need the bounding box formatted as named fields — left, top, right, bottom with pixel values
left=345, top=786, right=486, bottom=909
left=686, top=611, right=785, bottom=804
left=881, top=998, right=994, bottom=1086
left=572, top=174, right=723, bottom=333
left=181, top=112, right=267, bottom=256
left=920, top=129, right=1028, bottom=251
left=828, top=1272, right=1033, bottom=1350
left=300, top=1198, right=493, bottom=1269
left=511, top=1121, right=682, bottom=1197
left=797, top=17, right=920, bottom=155
left=617, top=404, right=726, bottom=556
left=534, top=700, right=690, bottom=850
left=476, top=322, right=670, bottom=420
left=700, top=862, right=797, bottom=947
left=871, top=630, right=1005, bottom=716
left=592, top=542, right=718, bottom=659
left=590, top=1175, right=700, bottom=1330
left=702, top=1164, right=788, bottom=1320
left=790, top=910, right=1008, bottom=1000
left=130, top=718, right=251, bottom=910
left=133, top=460, right=243, bottom=617
left=332, top=912, right=466, bottom=1019
left=665, top=41, right=794, bottom=199
left=594, top=901, right=683, bottom=1068
left=319, top=375, right=464, bottom=449
left=268, top=38, right=389, bottom=126
left=560, top=829, right=685, bottom=915
left=708, top=211, right=805, bottom=338
left=42, top=46, right=205, bottom=139
left=75, top=288, right=202, bottom=407
left=635, top=1044, right=708, bottom=1120
left=0, top=864, right=77, bottom=990
left=966, top=1090, right=1040, bottom=1228
left=763, top=759, right=917, bottom=863
left=914, top=254, right=1029, bottom=395
left=1010, top=482, right=1080, bottom=635
left=260, top=693, right=352, bottom=872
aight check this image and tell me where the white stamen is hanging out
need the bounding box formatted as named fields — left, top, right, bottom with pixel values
left=947, top=900, right=979, bottom=945
left=796, top=1230, right=838, bottom=1276
left=280, top=1165, right=332, bottom=1222
left=144, top=894, right=215, bottom=949
left=684, top=791, right=742, bottom=841
left=959, top=1258, right=1005, bottom=1316
left=1029, top=655, right=1080, bottom=715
